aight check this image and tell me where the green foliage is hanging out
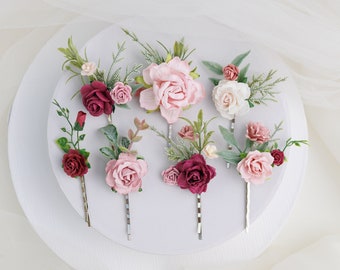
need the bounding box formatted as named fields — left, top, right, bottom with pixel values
left=53, top=99, right=90, bottom=168
left=231, top=50, right=250, bottom=66
left=123, top=28, right=198, bottom=78
left=202, top=61, right=223, bottom=75
left=151, top=109, right=215, bottom=162
left=99, top=119, right=147, bottom=160
left=247, top=70, right=287, bottom=106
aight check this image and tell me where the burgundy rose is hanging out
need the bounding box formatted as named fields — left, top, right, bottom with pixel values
left=74, top=111, right=86, bottom=131
left=223, top=64, right=239, bottom=81
left=271, top=149, right=285, bottom=166
left=62, top=149, right=88, bottom=177
left=175, top=154, right=216, bottom=194
left=80, top=81, right=114, bottom=116
left=178, top=125, right=196, bottom=141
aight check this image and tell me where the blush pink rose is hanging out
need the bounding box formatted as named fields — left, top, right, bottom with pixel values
left=178, top=125, right=196, bottom=140
left=271, top=149, right=285, bottom=166
left=175, top=154, right=216, bottom=194
left=105, top=153, right=147, bottom=195
left=223, top=64, right=239, bottom=81
left=237, top=150, right=274, bottom=184
left=110, top=82, right=132, bottom=104
left=246, top=122, right=271, bottom=144
left=80, top=81, right=114, bottom=116
left=139, top=57, right=205, bottom=124
left=162, top=166, right=179, bottom=185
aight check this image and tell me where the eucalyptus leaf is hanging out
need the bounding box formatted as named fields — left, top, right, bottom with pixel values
left=100, top=124, right=118, bottom=146
left=209, top=77, right=220, bottom=86
left=121, top=136, right=130, bottom=149
left=99, top=146, right=117, bottom=160
left=219, top=125, right=241, bottom=151
left=217, top=150, right=242, bottom=165
left=231, top=50, right=250, bottom=66
left=238, top=63, right=250, bottom=83
left=202, top=61, right=223, bottom=75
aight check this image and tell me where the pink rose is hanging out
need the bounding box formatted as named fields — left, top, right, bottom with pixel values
left=237, top=150, right=274, bottom=184
left=80, top=81, right=114, bottom=116
left=246, top=122, right=271, bottom=144
left=223, top=64, right=239, bottom=81
left=105, top=153, right=147, bottom=195
left=110, top=82, right=132, bottom=104
left=139, top=57, right=205, bottom=124
left=271, top=149, right=285, bottom=166
left=175, top=154, right=216, bottom=194
left=162, top=166, right=179, bottom=185
left=62, top=149, right=88, bottom=178
left=178, top=125, right=196, bottom=140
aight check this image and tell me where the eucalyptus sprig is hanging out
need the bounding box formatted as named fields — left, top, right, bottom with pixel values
left=58, top=37, right=142, bottom=91
left=99, top=118, right=149, bottom=160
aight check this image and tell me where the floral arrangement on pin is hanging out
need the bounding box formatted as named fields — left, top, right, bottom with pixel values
left=202, top=51, right=286, bottom=166
left=151, top=109, right=217, bottom=239
left=53, top=99, right=91, bottom=226
left=123, top=29, right=205, bottom=143
left=218, top=121, right=308, bottom=232
left=99, top=118, right=149, bottom=240
left=58, top=37, right=142, bottom=121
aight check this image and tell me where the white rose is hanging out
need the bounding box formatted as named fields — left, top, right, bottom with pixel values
left=212, top=80, right=250, bottom=120
left=203, top=144, right=218, bottom=159
left=81, top=62, right=96, bottom=76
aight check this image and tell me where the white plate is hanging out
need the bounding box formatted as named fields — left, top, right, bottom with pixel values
left=8, top=16, right=308, bottom=269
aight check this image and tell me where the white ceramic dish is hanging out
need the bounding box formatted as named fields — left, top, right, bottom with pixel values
left=8, top=16, right=308, bottom=269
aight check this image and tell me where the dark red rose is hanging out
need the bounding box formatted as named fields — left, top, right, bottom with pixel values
left=271, top=149, right=285, bottom=166
left=80, top=81, right=114, bottom=116
left=62, top=149, right=88, bottom=177
left=175, top=154, right=216, bottom=194
left=74, top=111, right=86, bottom=131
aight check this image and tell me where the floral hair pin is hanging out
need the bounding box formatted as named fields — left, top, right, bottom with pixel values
left=203, top=51, right=286, bottom=167
left=218, top=121, right=308, bottom=232
left=58, top=38, right=142, bottom=121
left=53, top=99, right=91, bottom=226
left=151, top=109, right=217, bottom=239
left=99, top=118, right=149, bottom=240
left=123, top=29, right=205, bottom=144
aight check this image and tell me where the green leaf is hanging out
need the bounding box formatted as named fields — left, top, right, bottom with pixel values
left=57, top=110, right=63, bottom=116
left=245, top=138, right=254, bottom=151
left=219, top=125, right=240, bottom=151
left=209, top=77, right=220, bottom=86
left=231, top=50, right=250, bottom=66
left=56, top=137, right=68, bottom=147
left=79, top=149, right=90, bottom=159
left=61, top=127, right=67, bottom=132
left=238, top=63, right=250, bottom=83
left=79, top=134, right=86, bottom=141
left=115, top=103, right=130, bottom=109
left=135, top=76, right=151, bottom=88
left=121, top=136, right=130, bottom=149
left=100, top=124, right=118, bottom=146
left=217, top=150, right=242, bottom=165
left=99, top=146, right=117, bottom=160
left=202, top=60, right=223, bottom=75
left=130, top=83, right=143, bottom=95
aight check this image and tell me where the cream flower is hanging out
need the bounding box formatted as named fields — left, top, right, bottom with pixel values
left=203, top=144, right=218, bottom=159
left=81, top=62, right=96, bottom=76
left=212, top=80, right=250, bottom=120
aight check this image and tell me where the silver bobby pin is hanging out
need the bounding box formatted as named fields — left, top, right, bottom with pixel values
left=227, top=117, right=236, bottom=168
left=125, top=194, right=132, bottom=240
left=197, top=194, right=202, bottom=240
